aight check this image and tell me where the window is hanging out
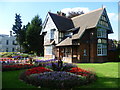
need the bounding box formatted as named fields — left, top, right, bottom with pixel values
left=6, top=48, right=8, bottom=52
left=98, top=15, right=108, bottom=27
left=65, top=32, right=73, bottom=37
left=12, top=40, right=15, bottom=45
left=97, top=44, right=107, bottom=56
left=97, top=28, right=107, bottom=38
left=59, top=32, right=64, bottom=42
left=64, top=47, right=71, bottom=57
left=51, top=29, right=55, bottom=39
left=45, top=46, right=53, bottom=55
left=98, top=39, right=107, bottom=44
left=98, top=39, right=102, bottom=43
left=12, top=48, right=14, bottom=52
left=101, top=39, right=107, bottom=43
left=101, top=15, right=107, bottom=22
left=6, top=40, right=9, bottom=45
left=83, top=49, right=87, bottom=56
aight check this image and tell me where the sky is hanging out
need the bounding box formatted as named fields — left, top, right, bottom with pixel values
left=0, top=1, right=119, bottom=40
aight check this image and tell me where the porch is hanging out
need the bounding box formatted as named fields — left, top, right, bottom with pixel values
left=56, top=46, right=78, bottom=63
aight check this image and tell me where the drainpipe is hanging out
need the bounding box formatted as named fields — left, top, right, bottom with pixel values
left=89, top=38, right=91, bottom=63
left=89, top=32, right=94, bottom=63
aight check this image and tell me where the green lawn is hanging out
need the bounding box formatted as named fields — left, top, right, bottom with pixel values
left=75, top=62, right=119, bottom=88
left=2, top=62, right=120, bottom=89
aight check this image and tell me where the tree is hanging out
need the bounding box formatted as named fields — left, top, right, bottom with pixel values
left=20, top=23, right=30, bottom=52
left=12, top=13, right=22, bottom=52
left=67, top=11, right=84, bottom=18
left=26, top=15, right=43, bottom=56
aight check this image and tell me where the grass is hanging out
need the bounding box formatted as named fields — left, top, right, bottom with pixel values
left=2, top=62, right=120, bottom=89
left=75, top=62, right=119, bottom=88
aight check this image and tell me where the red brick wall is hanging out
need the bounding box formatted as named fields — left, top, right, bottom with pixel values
left=76, top=28, right=108, bottom=63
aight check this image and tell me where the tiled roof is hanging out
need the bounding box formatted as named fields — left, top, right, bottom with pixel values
left=48, top=12, right=74, bottom=31
left=71, top=8, right=104, bottom=39
left=56, top=37, right=72, bottom=46
left=56, top=8, right=104, bottom=46
left=49, top=8, right=113, bottom=47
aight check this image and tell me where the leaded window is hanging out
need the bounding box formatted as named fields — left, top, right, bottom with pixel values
left=59, top=32, right=64, bottom=42
left=97, top=44, right=107, bottom=56
left=97, top=28, right=107, bottom=38
left=51, top=29, right=55, bottom=39
left=98, top=15, right=108, bottom=27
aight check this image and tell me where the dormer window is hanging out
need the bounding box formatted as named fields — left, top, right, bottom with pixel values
left=65, top=32, right=73, bottom=37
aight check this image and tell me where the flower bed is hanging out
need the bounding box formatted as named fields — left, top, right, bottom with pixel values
left=27, top=71, right=86, bottom=89
left=25, top=67, right=52, bottom=76
left=19, top=63, right=97, bottom=89
left=2, top=64, right=37, bottom=71
left=67, top=67, right=96, bottom=83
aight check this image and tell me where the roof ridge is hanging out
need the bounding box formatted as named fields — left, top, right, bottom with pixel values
left=71, top=8, right=104, bottom=20
left=48, top=12, right=71, bottom=20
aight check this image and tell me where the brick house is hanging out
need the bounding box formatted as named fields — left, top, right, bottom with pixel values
left=41, top=7, right=113, bottom=63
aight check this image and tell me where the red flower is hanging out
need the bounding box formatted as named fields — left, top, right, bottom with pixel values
left=67, top=67, right=90, bottom=77
left=2, top=64, right=34, bottom=70
left=25, top=67, right=52, bottom=76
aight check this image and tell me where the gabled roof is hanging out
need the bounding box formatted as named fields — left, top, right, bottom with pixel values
left=56, top=8, right=113, bottom=46
left=56, top=37, right=72, bottom=46
left=71, top=8, right=104, bottom=39
left=48, top=12, right=74, bottom=31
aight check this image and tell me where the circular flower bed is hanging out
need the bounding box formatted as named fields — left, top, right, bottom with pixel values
left=19, top=63, right=97, bottom=89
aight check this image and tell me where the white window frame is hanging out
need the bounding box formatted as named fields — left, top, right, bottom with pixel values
left=45, top=46, right=53, bottom=55
left=83, top=49, right=87, bottom=56
left=59, top=32, right=64, bottom=42
left=97, top=44, right=107, bottom=56
left=51, top=29, right=54, bottom=39
left=98, top=15, right=108, bottom=27
left=97, top=28, right=107, bottom=38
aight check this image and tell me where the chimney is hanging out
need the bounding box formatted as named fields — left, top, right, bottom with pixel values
left=10, top=31, right=12, bottom=36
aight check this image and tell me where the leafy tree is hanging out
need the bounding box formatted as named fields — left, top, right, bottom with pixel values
left=12, top=13, right=22, bottom=52
left=20, top=23, right=30, bottom=52
left=67, top=11, right=84, bottom=18
left=26, top=15, right=43, bottom=56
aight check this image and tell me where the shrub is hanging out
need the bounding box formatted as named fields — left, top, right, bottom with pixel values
left=45, top=62, right=77, bottom=71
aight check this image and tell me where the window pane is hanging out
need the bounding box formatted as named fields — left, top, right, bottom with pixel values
left=45, top=46, right=53, bottom=55
left=97, top=28, right=106, bottom=38
left=97, top=44, right=107, bottom=56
